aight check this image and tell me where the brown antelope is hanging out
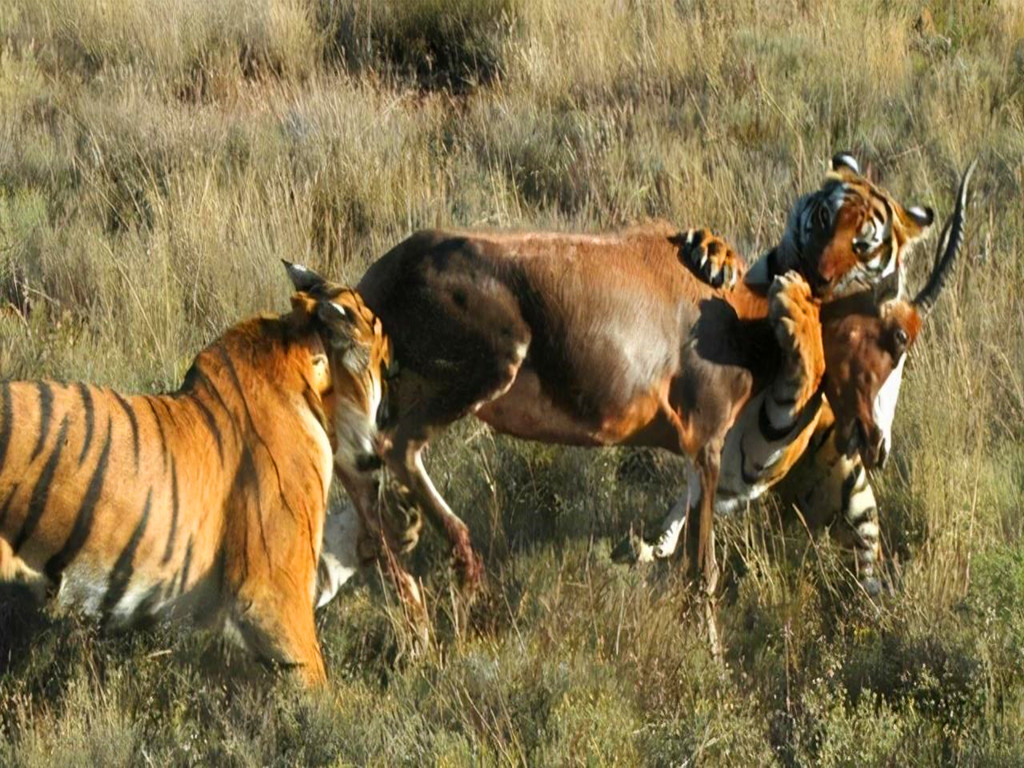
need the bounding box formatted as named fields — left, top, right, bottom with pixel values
left=293, top=158, right=972, bottom=649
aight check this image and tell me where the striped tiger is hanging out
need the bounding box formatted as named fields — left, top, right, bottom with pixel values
left=0, top=275, right=391, bottom=685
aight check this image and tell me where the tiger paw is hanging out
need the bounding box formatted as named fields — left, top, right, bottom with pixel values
left=861, top=576, right=883, bottom=598
left=677, top=228, right=745, bottom=289
left=652, top=515, right=685, bottom=559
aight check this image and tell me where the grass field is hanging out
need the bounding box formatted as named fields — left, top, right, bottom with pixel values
left=1, top=0, right=1023, bottom=764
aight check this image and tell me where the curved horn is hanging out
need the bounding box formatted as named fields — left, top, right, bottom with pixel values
left=912, top=160, right=977, bottom=315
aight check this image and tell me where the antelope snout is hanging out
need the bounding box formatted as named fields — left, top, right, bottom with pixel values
left=844, top=418, right=886, bottom=470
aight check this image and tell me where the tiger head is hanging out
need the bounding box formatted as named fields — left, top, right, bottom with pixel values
left=820, top=161, right=973, bottom=469
left=283, top=262, right=393, bottom=476
left=773, top=153, right=936, bottom=297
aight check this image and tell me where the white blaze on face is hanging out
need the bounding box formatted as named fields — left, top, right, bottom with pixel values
left=872, top=353, right=906, bottom=460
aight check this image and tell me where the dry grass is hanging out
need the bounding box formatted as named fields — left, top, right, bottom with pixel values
left=1, top=0, right=1023, bottom=764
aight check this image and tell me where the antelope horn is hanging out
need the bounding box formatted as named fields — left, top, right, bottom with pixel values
left=912, top=160, right=977, bottom=315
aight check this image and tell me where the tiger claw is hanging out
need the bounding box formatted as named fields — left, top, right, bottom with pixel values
left=677, top=228, right=746, bottom=289
left=769, top=271, right=824, bottom=380
left=653, top=516, right=685, bottom=559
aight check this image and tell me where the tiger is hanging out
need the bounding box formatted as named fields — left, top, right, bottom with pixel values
left=0, top=268, right=391, bottom=685
left=632, top=154, right=969, bottom=594
left=673, top=229, right=892, bottom=590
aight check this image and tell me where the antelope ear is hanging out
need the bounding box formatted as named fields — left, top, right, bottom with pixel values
left=873, top=269, right=901, bottom=304
left=283, top=260, right=328, bottom=295
left=831, top=152, right=860, bottom=175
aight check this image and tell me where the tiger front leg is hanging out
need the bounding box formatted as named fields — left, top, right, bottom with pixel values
left=231, top=592, right=328, bottom=686
left=768, top=271, right=825, bottom=416
left=835, top=459, right=884, bottom=596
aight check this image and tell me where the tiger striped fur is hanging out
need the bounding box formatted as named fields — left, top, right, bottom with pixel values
left=776, top=406, right=883, bottom=589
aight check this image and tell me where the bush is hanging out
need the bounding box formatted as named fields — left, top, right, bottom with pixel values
left=319, top=0, right=516, bottom=91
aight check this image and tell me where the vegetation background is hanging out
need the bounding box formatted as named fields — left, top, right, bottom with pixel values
left=1, top=0, right=1022, bottom=764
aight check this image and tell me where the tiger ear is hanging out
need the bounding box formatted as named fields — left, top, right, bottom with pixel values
left=318, top=300, right=351, bottom=326
left=897, top=204, right=935, bottom=242
left=831, top=152, right=860, bottom=175
left=283, top=260, right=328, bottom=295
left=289, top=293, right=319, bottom=329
